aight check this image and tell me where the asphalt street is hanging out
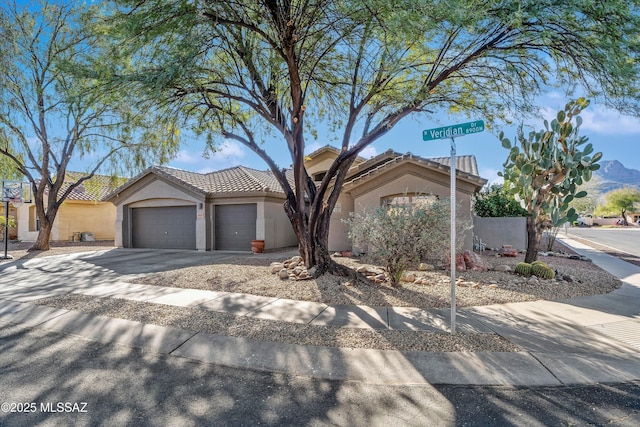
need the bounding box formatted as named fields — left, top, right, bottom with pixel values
left=566, top=227, right=640, bottom=257
left=1, top=323, right=639, bottom=427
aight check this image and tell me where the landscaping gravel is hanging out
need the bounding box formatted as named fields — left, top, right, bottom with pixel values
left=130, top=247, right=621, bottom=309
left=34, top=294, right=520, bottom=353
left=27, top=239, right=624, bottom=352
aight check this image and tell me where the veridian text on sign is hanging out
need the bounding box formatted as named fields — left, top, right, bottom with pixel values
left=422, top=120, right=485, bottom=141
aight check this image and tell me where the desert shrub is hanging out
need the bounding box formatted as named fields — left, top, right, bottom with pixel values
left=345, top=196, right=470, bottom=287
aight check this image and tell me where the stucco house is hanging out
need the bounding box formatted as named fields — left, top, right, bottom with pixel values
left=13, top=173, right=117, bottom=242
left=106, top=146, right=487, bottom=252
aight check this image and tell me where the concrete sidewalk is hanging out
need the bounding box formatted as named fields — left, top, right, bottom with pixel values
left=0, top=241, right=639, bottom=386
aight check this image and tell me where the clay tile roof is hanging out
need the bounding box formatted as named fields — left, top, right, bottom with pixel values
left=344, top=152, right=486, bottom=187
left=154, top=165, right=288, bottom=195
left=60, top=172, right=126, bottom=201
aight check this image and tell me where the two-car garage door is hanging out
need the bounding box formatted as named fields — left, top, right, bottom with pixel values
left=130, top=203, right=257, bottom=251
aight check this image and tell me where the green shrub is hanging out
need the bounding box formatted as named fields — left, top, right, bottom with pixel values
left=514, top=262, right=532, bottom=276
left=345, top=195, right=470, bottom=287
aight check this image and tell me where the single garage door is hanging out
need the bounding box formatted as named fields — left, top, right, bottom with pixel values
left=131, top=206, right=196, bottom=249
left=215, top=204, right=257, bottom=251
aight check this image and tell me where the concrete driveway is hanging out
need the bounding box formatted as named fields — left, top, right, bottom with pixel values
left=0, top=249, right=234, bottom=301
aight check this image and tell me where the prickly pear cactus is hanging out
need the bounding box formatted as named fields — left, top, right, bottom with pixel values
left=531, top=264, right=555, bottom=279
left=514, top=262, right=532, bottom=276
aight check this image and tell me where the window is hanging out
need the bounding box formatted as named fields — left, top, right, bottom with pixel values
left=313, top=171, right=327, bottom=182
left=381, top=194, right=438, bottom=208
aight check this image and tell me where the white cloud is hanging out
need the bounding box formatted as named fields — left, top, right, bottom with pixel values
left=479, top=167, right=503, bottom=186
left=578, top=108, right=640, bottom=135
left=211, top=140, right=246, bottom=159
left=305, top=141, right=324, bottom=155
left=174, top=150, right=202, bottom=164
left=170, top=140, right=247, bottom=173
left=359, top=146, right=378, bottom=159
left=539, top=104, right=640, bottom=136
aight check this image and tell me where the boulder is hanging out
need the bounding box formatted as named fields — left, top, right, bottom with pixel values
left=463, top=250, right=490, bottom=271
left=498, top=245, right=518, bottom=257
left=493, top=265, right=511, bottom=272
left=418, top=263, right=435, bottom=271
left=278, top=269, right=289, bottom=280
left=401, top=272, right=417, bottom=282
left=269, top=263, right=285, bottom=274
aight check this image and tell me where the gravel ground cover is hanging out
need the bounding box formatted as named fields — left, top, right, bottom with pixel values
left=23, top=238, right=625, bottom=352
left=129, top=245, right=621, bottom=309
left=34, top=293, right=520, bottom=352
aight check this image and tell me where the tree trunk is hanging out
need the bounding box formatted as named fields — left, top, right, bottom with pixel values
left=287, top=205, right=362, bottom=280
left=28, top=204, right=59, bottom=252
left=29, top=219, right=53, bottom=251
left=524, top=215, right=540, bottom=263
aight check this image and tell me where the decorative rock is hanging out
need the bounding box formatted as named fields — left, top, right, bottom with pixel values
left=498, top=245, right=518, bottom=257
left=418, top=263, right=435, bottom=271
left=493, top=265, right=511, bottom=272
left=463, top=250, right=490, bottom=271
left=563, top=275, right=574, bottom=282
left=401, top=272, right=417, bottom=282
left=472, top=283, right=481, bottom=289
left=269, top=263, right=285, bottom=274
left=278, top=269, right=289, bottom=280
left=333, top=252, right=343, bottom=257
left=489, top=284, right=499, bottom=289
left=291, top=256, right=303, bottom=263
left=357, top=265, right=384, bottom=276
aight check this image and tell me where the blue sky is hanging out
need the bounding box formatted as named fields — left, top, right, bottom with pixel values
left=166, top=91, right=640, bottom=184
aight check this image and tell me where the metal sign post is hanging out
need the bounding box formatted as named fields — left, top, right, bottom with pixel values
left=423, top=120, right=485, bottom=334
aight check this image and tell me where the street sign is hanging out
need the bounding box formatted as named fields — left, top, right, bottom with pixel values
left=422, top=119, right=484, bottom=334
left=422, top=120, right=485, bottom=141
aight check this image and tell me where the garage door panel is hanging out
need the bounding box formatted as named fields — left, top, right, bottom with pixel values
left=215, top=204, right=256, bottom=251
left=131, top=206, right=196, bottom=249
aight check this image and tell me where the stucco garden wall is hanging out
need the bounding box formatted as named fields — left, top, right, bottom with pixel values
left=473, top=216, right=527, bottom=251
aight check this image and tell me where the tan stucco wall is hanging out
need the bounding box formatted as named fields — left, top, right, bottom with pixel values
left=305, top=157, right=336, bottom=178
left=328, top=193, right=354, bottom=251
left=346, top=166, right=477, bottom=251
left=263, top=200, right=298, bottom=250
left=15, top=201, right=115, bottom=242
left=54, top=201, right=116, bottom=241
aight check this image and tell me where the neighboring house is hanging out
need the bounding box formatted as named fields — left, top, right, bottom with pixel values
left=14, top=173, right=118, bottom=242
left=106, top=146, right=487, bottom=252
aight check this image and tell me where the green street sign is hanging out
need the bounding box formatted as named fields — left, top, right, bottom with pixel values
left=423, top=120, right=485, bottom=141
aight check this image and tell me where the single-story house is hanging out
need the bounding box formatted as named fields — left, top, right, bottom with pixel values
left=106, top=146, right=487, bottom=252
left=13, top=173, right=118, bottom=242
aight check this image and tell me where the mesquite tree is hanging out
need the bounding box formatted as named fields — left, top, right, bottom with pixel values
left=0, top=1, right=179, bottom=250
left=499, top=99, right=602, bottom=263
left=100, top=0, right=640, bottom=276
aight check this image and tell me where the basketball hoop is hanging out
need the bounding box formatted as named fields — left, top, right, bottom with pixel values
left=9, top=198, right=23, bottom=208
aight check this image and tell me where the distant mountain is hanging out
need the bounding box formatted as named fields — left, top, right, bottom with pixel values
left=594, top=160, right=640, bottom=194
